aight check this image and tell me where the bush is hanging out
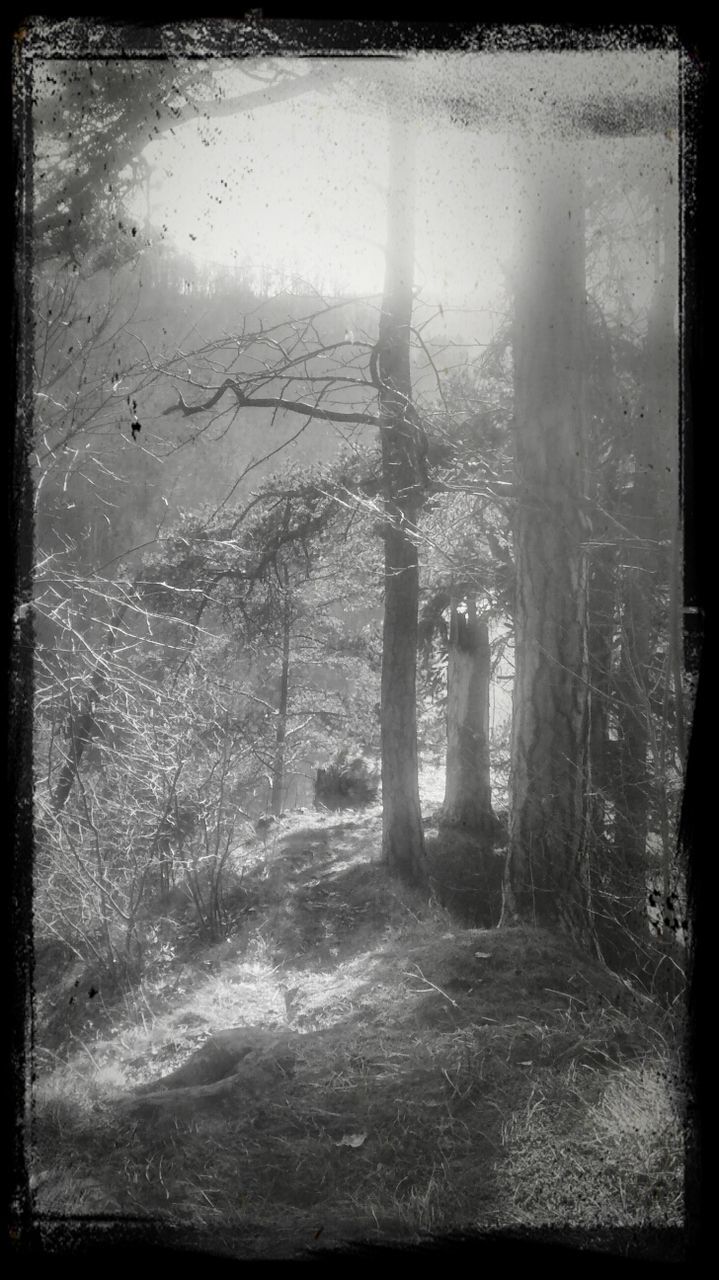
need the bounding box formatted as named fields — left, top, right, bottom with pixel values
left=314, top=751, right=379, bottom=811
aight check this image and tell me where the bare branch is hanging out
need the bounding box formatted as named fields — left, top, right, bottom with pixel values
left=162, top=377, right=380, bottom=427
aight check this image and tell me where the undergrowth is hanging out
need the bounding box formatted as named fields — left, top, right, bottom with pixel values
left=28, top=808, right=687, bottom=1260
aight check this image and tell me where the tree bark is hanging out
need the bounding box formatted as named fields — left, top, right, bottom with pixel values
left=442, top=596, right=493, bottom=834
left=502, top=140, right=592, bottom=942
left=378, top=107, right=427, bottom=890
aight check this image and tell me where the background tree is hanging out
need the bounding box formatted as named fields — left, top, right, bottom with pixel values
left=502, top=138, right=593, bottom=942
left=375, top=106, right=428, bottom=888
left=23, top=34, right=684, bottom=955
left=442, top=597, right=492, bottom=834
left=580, top=170, right=684, bottom=978
left=148, top=159, right=432, bottom=883
left=31, top=56, right=346, bottom=268
left=33, top=450, right=385, bottom=969
left=418, top=349, right=516, bottom=837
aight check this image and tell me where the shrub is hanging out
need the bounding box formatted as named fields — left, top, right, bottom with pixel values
left=314, top=751, right=379, bottom=811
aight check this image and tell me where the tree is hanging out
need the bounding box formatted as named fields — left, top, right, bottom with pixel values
left=375, top=109, right=427, bottom=888
left=442, top=596, right=493, bottom=835
left=502, top=139, right=593, bottom=941
left=29, top=52, right=346, bottom=267
left=33, top=558, right=242, bottom=965
left=142, top=117, right=430, bottom=883
left=415, top=351, right=517, bottom=838
left=31, top=260, right=169, bottom=573
left=24, top=38, right=446, bottom=890
left=49, top=600, right=129, bottom=816
left=24, top=33, right=682, bottom=923
left=613, top=188, right=681, bottom=890
left=580, top=173, right=684, bottom=977
left=134, top=457, right=384, bottom=813
left=33, top=472, right=384, bottom=964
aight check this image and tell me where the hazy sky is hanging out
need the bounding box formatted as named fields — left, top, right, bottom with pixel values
left=135, top=78, right=517, bottom=305
left=120, top=51, right=677, bottom=312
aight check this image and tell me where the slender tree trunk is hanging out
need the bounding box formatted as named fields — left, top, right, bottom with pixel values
left=502, top=141, right=593, bottom=942
left=442, top=596, right=493, bottom=834
left=613, top=585, right=651, bottom=870
left=612, top=391, right=655, bottom=871
left=53, top=686, right=105, bottom=815
left=586, top=542, right=616, bottom=846
left=53, top=605, right=127, bottom=814
left=649, top=190, right=682, bottom=920
left=378, top=108, right=427, bottom=890
left=270, top=569, right=291, bottom=818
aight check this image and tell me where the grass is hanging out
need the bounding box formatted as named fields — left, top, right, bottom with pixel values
left=28, top=796, right=687, bottom=1260
left=495, top=1057, right=684, bottom=1231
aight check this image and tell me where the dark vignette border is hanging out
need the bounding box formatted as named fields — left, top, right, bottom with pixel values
left=8, top=13, right=709, bottom=1271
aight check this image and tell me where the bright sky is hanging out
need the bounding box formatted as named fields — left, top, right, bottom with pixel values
left=132, top=65, right=518, bottom=305
left=127, top=53, right=677, bottom=311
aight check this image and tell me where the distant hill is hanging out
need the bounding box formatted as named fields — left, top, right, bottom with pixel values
left=33, top=243, right=495, bottom=574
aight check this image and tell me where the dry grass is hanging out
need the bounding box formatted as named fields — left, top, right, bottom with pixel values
left=28, top=795, right=687, bottom=1259
left=496, top=1058, right=684, bottom=1231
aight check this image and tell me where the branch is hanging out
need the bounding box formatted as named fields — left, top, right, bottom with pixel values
left=33, top=63, right=350, bottom=261
left=162, top=378, right=379, bottom=427
left=174, top=64, right=344, bottom=128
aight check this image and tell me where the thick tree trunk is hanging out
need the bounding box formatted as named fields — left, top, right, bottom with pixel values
left=502, top=141, right=592, bottom=942
left=378, top=109, right=427, bottom=890
left=442, top=597, right=493, bottom=834
left=616, top=190, right=680, bottom=938
left=614, top=193, right=678, bottom=878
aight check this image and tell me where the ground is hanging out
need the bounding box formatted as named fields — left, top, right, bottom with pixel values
left=27, top=775, right=686, bottom=1261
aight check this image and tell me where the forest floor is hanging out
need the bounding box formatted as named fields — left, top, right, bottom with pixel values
left=28, top=783, right=687, bottom=1262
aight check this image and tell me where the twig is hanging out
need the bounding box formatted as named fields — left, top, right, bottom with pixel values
left=403, top=963, right=459, bottom=1008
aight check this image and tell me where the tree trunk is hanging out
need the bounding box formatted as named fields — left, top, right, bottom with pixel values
left=502, top=141, right=592, bottom=942
left=52, top=605, right=127, bottom=814
left=442, top=596, right=493, bottom=835
left=586, top=541, right=616, bottom=846
left=612, top=419, right=654, bottom=875
left=613, top=190, right=678, bottom=897
left=270, top=569, right=291, bottom=818
left=613, top=588, right=651, bottom=871
left=378, top=108, right=427, bottom=890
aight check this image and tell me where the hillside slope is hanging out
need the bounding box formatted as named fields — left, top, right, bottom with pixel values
left=30, top=803, right=685, bottom=1261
